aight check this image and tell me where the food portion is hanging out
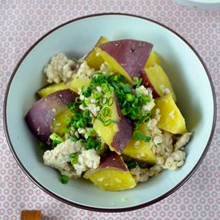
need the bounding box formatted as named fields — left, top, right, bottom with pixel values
left=154, top=94, right=187, bottom=134
left=96, top=39, right=153, bottom=83
left=86, top=36, right=109, bottom=70
left=94, top=92, right=133, bottom=154
left=142, top=65, right=176, bottom=101
left=25, top=36, right=192, bottom=191
left=25, top=89, right=77, bottom=143
left=84, top=151, right=136, bottom=191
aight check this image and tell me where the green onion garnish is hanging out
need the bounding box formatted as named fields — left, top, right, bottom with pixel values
left=49, top=133, right=63, bottom=147
left=102, top=97, right=108, bottom=105
left=60, top=175, right=69, bottom=184
left=62, top=127, right=69, bottom=134
left=74, top=112, right=82, bottom=121
left=102, top=107, right=110, bottom=117
left=66, top=103, right=76, bottom=112
left=121, top=84, right=132, bottom=93
left=133, top=77, right=142, bottom=87
left=75, top=97, right=82, bottom=103
left=133, top=130, right=151, bottom=142
left=64, top=118, right=71, bottom=126
left=70, top=152, right=78, bottom=165
left=37, top=140, right=49, bottom=152
left=125, top=93, right=133, bottom=102
left=70, top=136, right=78, bottom=142
left=108, top=97, right=114, bottom=106
left=126, top=161, right=138, bottom=169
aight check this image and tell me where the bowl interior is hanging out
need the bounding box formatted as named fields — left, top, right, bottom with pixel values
left=5, top=14, right=215, bottom=211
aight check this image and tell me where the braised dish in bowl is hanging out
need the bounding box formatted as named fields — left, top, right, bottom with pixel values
left=4, top=13, right=216, bottom=211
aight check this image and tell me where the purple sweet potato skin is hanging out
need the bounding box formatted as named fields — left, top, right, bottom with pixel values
left=111, top=93, right=133, bottom=154
left=99, top=39, right=153, bottom=78
left=25, top=89, right=77, bottom=143
left=99, top=151, right=127, bottom=171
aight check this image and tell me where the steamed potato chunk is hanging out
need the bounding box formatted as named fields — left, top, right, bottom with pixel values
left=143, top=65, right=176, bottom=101
left=123, top=123, right=156, bottom=164
left=86, top=36, right=109, bottom=70
left=93, top=92, right=132, bottom=154
left=154, top=94, right=187, bottom=134
left=38, top=83, right=67, bottom=97
left=144, top=51, right=161, bottom=68
left=52, top=108, right=74, bottom=136
left=66, top=75, right=91, bottom=93
left=86, top=152, right=136, bottom=191
left=25, top=89, right=77, bottom=143
left=97, top=40, right=153, bottom=84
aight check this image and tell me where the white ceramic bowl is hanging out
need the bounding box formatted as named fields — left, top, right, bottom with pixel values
left=4, top=13, right=216, bottom=212
left=175, top=0, right=220, bottom=10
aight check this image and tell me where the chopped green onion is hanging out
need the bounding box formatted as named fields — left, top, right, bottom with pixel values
left=75, top=97, right=82, bottom=103
left=95, top=141, right=102, bottom=152
left=101, top=83, right=109, bottom=93
left=142, top=95, right=151, bottom=103
left=70, top=136, right=78, bottom=142
left=121, top=108, right=127, bottom=115
left=108, top=97, right=114, bottom=106
left=108, top=66, right=114, bottom=72
left=133, top=130, right=151, bottom=142
left=38, top=140, right=49, bottom=152
left=125, top=93, right=133, bottom=102
left=82, top=87, right=92, bottom=98
left=62, top=127, right=69, bottom=134
left=74, top=112, right=82, bottom=121
left=49, top=133, right=63, bottom=147
left=83, top=110, right=90, bottom=118
left=133, top=77, right=142, bottom=87
left=66, top=103, right=76, bottom=112
left=102, top=107, right=110, bottom=117
left=126, top=161, right=138, bottom=169
left=86, top=137, right=96, bottom=149
left=65, top=118, right=71, bottom=126
left=76, top=118, right=86, bottom=128
left=93, top=92, right=101, bottom=99
left=102, top=97, right=108, bottom=105
left=70, top=152, right=78, bottom=164
left=121, top=84, right=132, bottom=93
left=60, top=175, right=69, bottom=184
left=103, top=119, right=111, bottom=126
left=86, top=128, right=95, bottom=137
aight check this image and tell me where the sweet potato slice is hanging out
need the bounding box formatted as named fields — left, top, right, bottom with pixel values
left=97, top=39, right=153, bottom=84
left=142, top=65, right=176, bottom=101
left=25, top=89, right=77, bottom=143
left=38, top=83, right=67, bottom=97
left=86, top=36, right=109, bottom=70
left=144, top=51, right=161, bottom=68
left=66, top=75, right=91, bottom=93
left=123, top=123, right=156, bottom=164
left=52, top=108, right=74, bottom=136
left=85, top=151, right=136, bottom=191
left=93, top=92, right=133, bottom=154
left=154, top=94, right=187, bottom=134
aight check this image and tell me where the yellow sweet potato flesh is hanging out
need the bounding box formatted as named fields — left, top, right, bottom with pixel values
left=66, top=75, right=91, bottom=94
left=52, top=108, right=73, bottom=136
left=93, top=94, right=119, bottom=148
left=89, top=168, right=136, bottom=191
left=86, top=36, right=109, bottom=70
left=96, top=47, right=133, bottom=84
left=144, top=51, right=161, bottom=68
left=38, top=83, right=67, bottom=97
left=123, top=123, right=156, bottom=164
left=154, top=94, right=187, bottom=134
left=145, top=65, right=176, bottom=101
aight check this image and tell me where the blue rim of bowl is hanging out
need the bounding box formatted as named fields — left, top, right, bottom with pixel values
left=3, top=13, right=217, bottom=212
